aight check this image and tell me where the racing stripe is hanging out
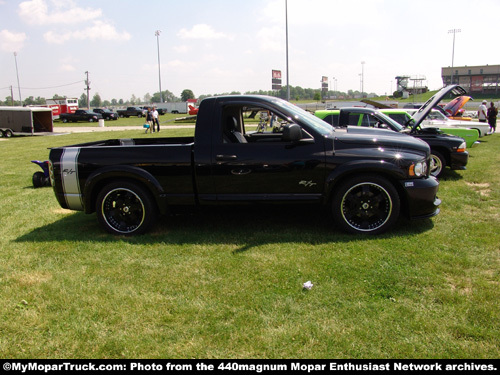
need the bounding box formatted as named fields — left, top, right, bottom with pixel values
left=60, top=147, right=83, bottom=210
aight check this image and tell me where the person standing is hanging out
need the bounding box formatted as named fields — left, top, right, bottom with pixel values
left=152, top=107, right=160, bottom=132
left=487, top=102, right=498, bottom=134
left=478, top=100, right=488, bottom=123
left=146, top=107, right=153, bottom=133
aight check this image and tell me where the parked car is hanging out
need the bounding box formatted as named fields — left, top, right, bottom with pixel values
left=93, top=108, right=118, bottom=120
left=315, top=108, right=468, bottom=178
left=379, top=109, right=479, bottom=148
left=315, top=85, right=472, bottom=178
left=116, top=107, right=143, bottom=118
left=60, top=109, right=103, bottom=123
left=406, top=108, right=489, bottom=137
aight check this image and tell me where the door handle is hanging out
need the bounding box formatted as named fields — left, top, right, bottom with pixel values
left=215, top=154, right=238, bottom=161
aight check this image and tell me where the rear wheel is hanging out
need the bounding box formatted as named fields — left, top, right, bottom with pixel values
left=96, top=181, right=157, bottom=235
left=332, top=175, right=400, bottom=235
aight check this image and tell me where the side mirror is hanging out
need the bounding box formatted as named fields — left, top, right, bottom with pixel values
left=282, top=124, right=302, bottom=142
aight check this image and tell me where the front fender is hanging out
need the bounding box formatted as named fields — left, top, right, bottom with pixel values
left=324, top=159, right=408, bottom=200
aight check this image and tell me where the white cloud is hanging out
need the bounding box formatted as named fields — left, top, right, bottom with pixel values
left=0, top=29, right=27, bottom=52
left=18, top=0, right=102, bottom=25
left=257, top=26, right=285, bottom=52
left=177, top=24, right=232, bottom=40
left=59, top=57, right=78, bottom=72
left=43, top=21, right=131, bottom=44
left=174, top=45, right=191, bottom=53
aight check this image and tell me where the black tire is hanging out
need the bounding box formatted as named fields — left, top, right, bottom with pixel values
left=96, top=181, right=157, bottom=235
left=32, top=172, right=46, bottom=188
left=4, top=129, right=13, bottom=137
left=430, top=151, right=446, bottom=177
left=332, top=175, right=400, bottom=235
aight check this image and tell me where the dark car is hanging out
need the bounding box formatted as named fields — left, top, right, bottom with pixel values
left=93, top=108, right=118, bottom=120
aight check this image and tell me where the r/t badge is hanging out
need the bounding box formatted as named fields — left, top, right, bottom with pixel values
left=299, top=180, right=317, bottom=188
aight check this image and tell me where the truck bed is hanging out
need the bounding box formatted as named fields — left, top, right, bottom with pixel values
left=54, top=136, right=195, bottom=148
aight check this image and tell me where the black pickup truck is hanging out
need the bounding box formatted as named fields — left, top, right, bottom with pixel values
left=315, top=85, right=469, bottom=177
left=60, top=109, right=103, bottom=123
left=93, top=108, right=118, bottom=120
left=116, top=107, right=144, bottom=118
left=48, top=95, right=441, bottom=236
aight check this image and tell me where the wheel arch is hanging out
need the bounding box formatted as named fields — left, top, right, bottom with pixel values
left=83, top=166, right=167, bottom=215
left=325, top=163, right=410, bottom=217
left=429, top=145, right=450, bottom=165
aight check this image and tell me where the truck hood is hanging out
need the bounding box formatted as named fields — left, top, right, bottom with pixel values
left=335, top=126, right=430, bottom=154
left=410, top=84, right=467, bottom=130
left=443, top=95, right=472, bottom=116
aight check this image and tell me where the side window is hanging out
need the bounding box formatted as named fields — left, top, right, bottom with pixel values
left=221, top=104, right=306, bottom=144
left=391, top=114, right=407, bottom=125
left=348, top=114, right=360, bottom=126
left=321, top=114, right=339, bottom=127
left=360, top=114, right=372, bottom=127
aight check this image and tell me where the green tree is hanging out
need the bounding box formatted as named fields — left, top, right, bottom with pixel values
left=181, top=89, right=195, bottom=101
left=90, top=93, right=102, bottom=108
left=78, top=93, right=88, bottom=108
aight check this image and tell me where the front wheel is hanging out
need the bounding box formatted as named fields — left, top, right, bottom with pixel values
left=96, top=181, right=157, bottom=235
left=332, top=175, right=400, bottom=235
left=430, top=151, right=446, bottom=177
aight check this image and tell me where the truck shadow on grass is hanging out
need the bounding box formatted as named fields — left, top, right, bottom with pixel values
left=15, top=205, right=435, bottom=251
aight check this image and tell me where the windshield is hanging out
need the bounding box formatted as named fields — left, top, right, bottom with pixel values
left=427, top=110, right=448, bottom=121
left=274, top=99, right=334, bottom=136
left=375, top=111, right=405, bottom=131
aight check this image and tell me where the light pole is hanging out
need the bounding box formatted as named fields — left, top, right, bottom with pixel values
left=14, top=52, right=22, bottom=105
left=155, top=30, right=163, bottom=103
left=448, top=29, right=461, bottom=85
left=285, top=0, right=290, bottom=101
left=361, top=61, right=365, bottom=98
left=85, top=71, right=90, bottom=109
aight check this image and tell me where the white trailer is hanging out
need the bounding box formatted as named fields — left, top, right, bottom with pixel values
left=0, top=107, right=54, bottom=137
left=153, top=102, right=189, bottom=114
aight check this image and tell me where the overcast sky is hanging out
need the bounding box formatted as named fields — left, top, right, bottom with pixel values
left=1, top=0, right=499, bottom=102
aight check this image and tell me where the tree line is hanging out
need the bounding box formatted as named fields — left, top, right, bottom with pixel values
left=1, top=86, right=376, bottom=107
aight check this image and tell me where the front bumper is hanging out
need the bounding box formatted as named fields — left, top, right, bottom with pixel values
left=400, top=176, right=441, bottom=219
left=450, top=151, right=469, bottom=170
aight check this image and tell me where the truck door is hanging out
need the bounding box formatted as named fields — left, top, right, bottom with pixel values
left=210, top=104, right=326, bottom=202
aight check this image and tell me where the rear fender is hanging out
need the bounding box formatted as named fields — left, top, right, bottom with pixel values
left=83, top=166, right=166, bottom=214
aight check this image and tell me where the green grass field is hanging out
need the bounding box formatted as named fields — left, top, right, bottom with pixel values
left=0, top=127, right=499, bottom=359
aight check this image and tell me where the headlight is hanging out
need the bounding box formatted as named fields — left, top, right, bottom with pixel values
left=409, top=160, right=427, bottom=177
left=456, top=141, right=466, bottom=153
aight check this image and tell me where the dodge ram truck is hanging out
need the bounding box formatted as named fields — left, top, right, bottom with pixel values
left=48, top=95, right=441, bottom=236
left=315, top=85, right=470, bottom=177
left=60, top=109, right=103, bottom=123
left=116, top=107, right=144, bottom=118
